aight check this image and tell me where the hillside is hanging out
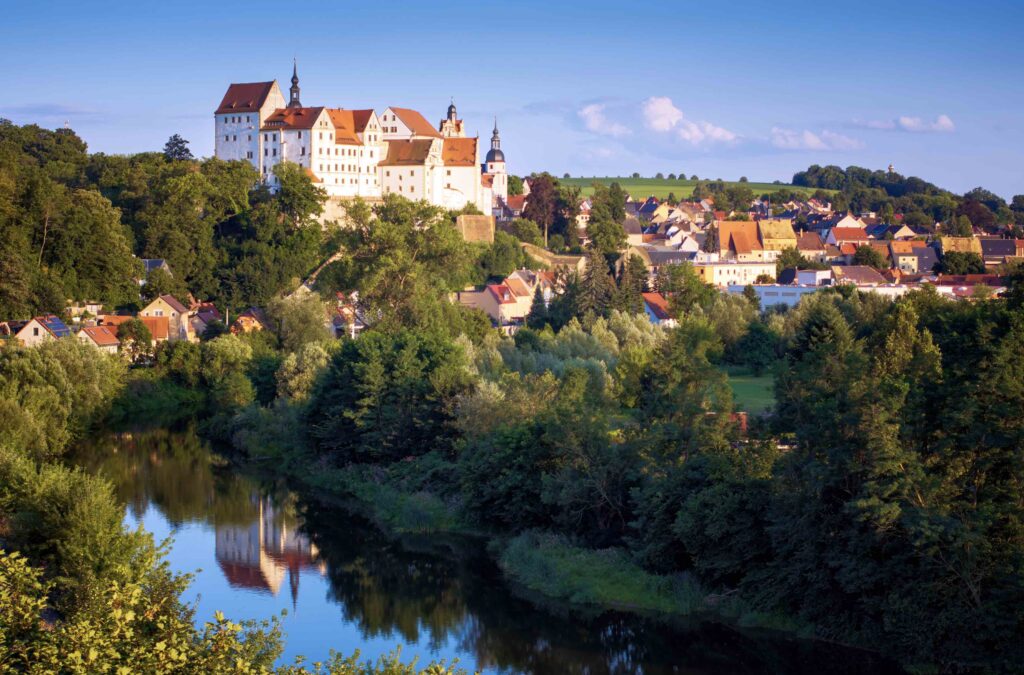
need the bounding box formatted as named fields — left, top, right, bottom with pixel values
left=559, top=176, right=830, bottom=201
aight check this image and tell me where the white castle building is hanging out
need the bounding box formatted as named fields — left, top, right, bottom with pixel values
left=214, top=63, right=507, bottom=213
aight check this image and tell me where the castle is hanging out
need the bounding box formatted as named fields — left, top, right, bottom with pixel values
left=214, top=63, right=507, bottom=213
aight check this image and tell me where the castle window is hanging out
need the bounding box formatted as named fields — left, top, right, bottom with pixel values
left=272, top=149, right=277, bottom=156
left=410, top=186, right=414, bottom=193
left=264, top=149, right=268, bottom=157
left=232, top=135, right=237, bottom=141
left=446, top=170, right=451, bottom=176
left=301, top=147, right=306, bottom=155
left=298, top=131, right=302, bottom=139
left=386, top=171, right=390, bottom=177
left=224, top=136, right=229, bottom=142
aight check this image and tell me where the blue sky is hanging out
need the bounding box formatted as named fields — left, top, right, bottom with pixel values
left=1, top=0, right=1021, bottom=197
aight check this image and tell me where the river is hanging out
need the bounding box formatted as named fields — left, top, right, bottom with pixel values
left=70, top=423, right=903, bottom=674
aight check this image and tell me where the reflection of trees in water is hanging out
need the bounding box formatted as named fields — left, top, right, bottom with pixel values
left=70, top=424, right=295, bottom=529
left=298, top=502, right=904, bottom=675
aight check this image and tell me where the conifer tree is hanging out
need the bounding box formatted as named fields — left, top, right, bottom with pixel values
left=527, top=285, right=549, bottom=329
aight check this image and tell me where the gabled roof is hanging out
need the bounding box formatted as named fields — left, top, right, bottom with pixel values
left=326, top=109, right=365, bottom=145
left=758, top=218, right=796, bottom=242
left=487, top=283, right=516, bottom=304
left=505, top=195, right=526, bottom=211
left=940, top=237, right=982, bottom=255
left=623, top=216, right=644, bottom=235
left=22, top=315, right=71, bottom=339
left=832, top=265, right=887, bottom=286
left=80, top=325, right=119, bottom=347
left=379, top=139, right=435, bottom=166
left=388, top=107, right=443, bottom=138
left=719, top=221, right=762, bottom=254
left=504, top=277, right=531, bottom=298
left=157, top=294, right=188, bottom=314
left=100, top=315, right=170, bottom=341
left=889, top=240, right=928, bottom=255
left=442, top=137, right=477, bottom=166
left=216, top=82, right=276, bottom=114
left=141, top=258, right=169, bottom=274
left=830, top=226, right=870, bottom=242
left=481, top=173, right=494, bottom=188
left=641, top=292, right=672, bottom=321
left=796, top=232, right=824, bottom=251
left=237, top=307, right=270, bottom=328
left=261, top=106, right=325, bottom=131
left=979, top=238, right=1018, bottom=257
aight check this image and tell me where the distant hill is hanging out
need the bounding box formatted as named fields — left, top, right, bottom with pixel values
left=558, top=177, right=830, bottom=201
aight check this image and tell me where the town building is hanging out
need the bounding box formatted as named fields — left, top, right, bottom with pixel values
left=13, top=315, right=71, bottom=347
left=77, top=325, right=120, bottom=354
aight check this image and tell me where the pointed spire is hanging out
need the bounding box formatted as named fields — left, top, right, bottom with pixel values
left=288, top=58, right=301, bottom=108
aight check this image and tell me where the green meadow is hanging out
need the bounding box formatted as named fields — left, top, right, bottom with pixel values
left=559, top=176, right=827, bottom=201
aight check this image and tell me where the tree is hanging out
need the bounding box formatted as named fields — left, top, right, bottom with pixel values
left=266, top=293, right=331, bottom=353
left=509, top=218, right=543, bottom=246
left=938, top=250, right=985, bottom=275
left=852, top=244, right=888, bottom=270
left=702, top=223, right=720, bottom=252
left=655, top=172, right=664, bottom=179
left=946, top=214, right=974, bottom=237
left=739, top=176, right=748, bottom=182
left=522, top=174, right=560, bottom=247
left=507, top=175, right=524, bottom=197
left=775, top=247, right=827, bottom=274
left=162, top=134, right=194, bottom=161
left=586, top=217, right=626, bottom=255
left=116, top=318, right=153, bottom=363
left=527, top=286, right=549, bottom=329
left=577, top=249, right=615, bottom=317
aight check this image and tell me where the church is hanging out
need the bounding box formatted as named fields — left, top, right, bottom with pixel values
left=214, top=64, right=507, bottom=213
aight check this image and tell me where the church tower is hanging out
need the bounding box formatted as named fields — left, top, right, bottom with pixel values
left=439, top=98, right=465, bottom=137
left=288, top=60, right=302, bottom=108
left=484, top=118, right=507, bottom=204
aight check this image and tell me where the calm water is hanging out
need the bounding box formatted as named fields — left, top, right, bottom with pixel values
left=70, top=424, right=902, bottom=674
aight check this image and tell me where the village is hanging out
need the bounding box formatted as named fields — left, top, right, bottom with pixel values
left=2, top=180, right=1019, bottom=352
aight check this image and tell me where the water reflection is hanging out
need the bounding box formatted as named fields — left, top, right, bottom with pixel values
left=71, top=424, right=903, bottom=674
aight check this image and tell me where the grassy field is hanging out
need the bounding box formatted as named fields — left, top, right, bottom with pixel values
left=725, top=368, right=776, bottom=415
left=559, top=176, right=826, bottom=201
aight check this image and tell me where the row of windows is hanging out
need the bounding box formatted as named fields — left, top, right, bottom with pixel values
left=383, top=170, right=418, bottom=177
left=225, top=115, right=252, bottom=124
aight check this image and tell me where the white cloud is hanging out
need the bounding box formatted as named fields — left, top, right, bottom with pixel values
left=897, top=114, right=955, bottom=133
left=642, top=96, right=736, bottom=145
left=642, top=96, right=683, bottom=132
left=677, top=119, right=737, bottom=144
left=853, top=114, right=955, bottom=133
left=771, top=127, right=863, bottom=151
left=577, top=103, right=631, bottom=137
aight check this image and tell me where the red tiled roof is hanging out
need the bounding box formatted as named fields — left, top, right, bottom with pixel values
left=80, top=325, right=120, bottom=347
left=442, top=137, right=477, bottom=166
left=796, top=232, right=824, bottom=251
left=719, top=221, right=762, bottom=254
left=389, top=107, right=443, bottom=138
left=487, top=283, right=516, bottom=304
left=351, top=109, right=375, bottom=133
left=481, top=173, right=494, bottom=188
left=326, top=109, right=364, bottom=145
left=505, top=195, right=526, bottom=211
left=642, top=292, right=672, bottom=321
left=216, top=82, right=275, bottom=114
left=303, top=167, right=323, bottom=183
left=261, top=106, right=325, bottom=131
left=839, top=242, right=857, bottom=255
left=830, top=227, right=869, bottom=242
left=379, top=139, right=434, bottom=166
left=100, top=315, right=170, bottom=341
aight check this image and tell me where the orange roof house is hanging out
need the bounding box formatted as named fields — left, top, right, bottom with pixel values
left=718, top=221, right=763, bottom=259
left=99, top=315, right=170, bottom=343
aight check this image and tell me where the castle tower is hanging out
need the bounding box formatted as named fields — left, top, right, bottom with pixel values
left=288, top=59, right=302, bottom=108
left=439, top=98, right=465, bottom=137
left=484, top=118, right=507, bottom=204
